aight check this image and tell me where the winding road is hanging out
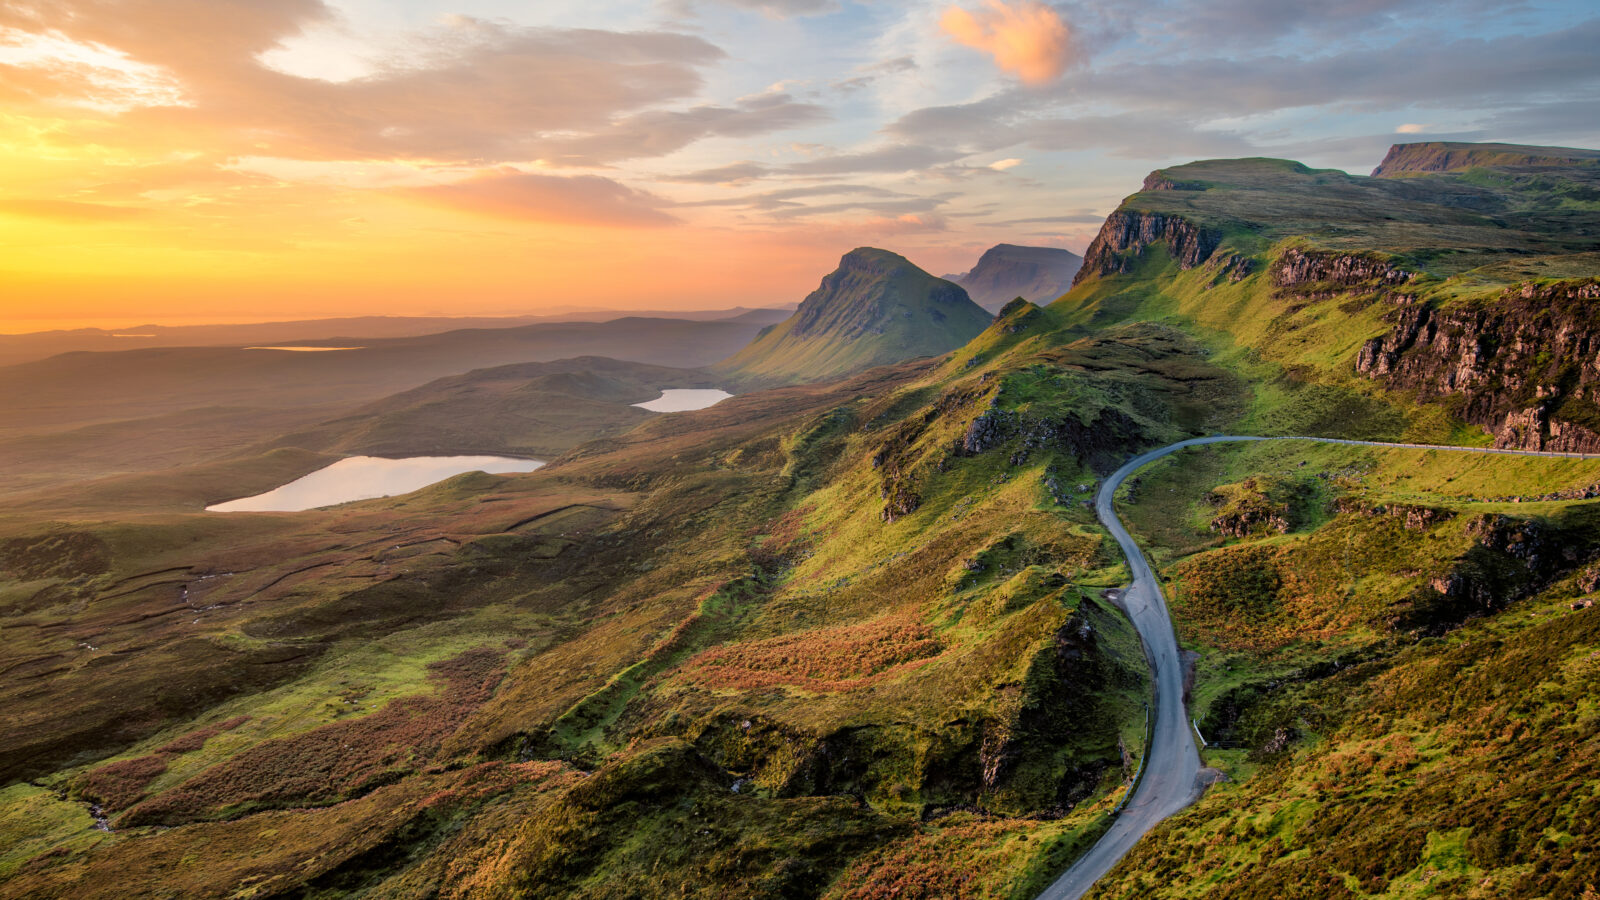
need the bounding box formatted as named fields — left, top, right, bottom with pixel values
left=1039, top=435, right=1600, bottom=900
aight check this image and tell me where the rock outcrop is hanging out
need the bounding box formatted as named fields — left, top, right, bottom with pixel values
left=1271, top=247, right=1416, bottom=290
left=1392, top=512, right=1593, bottom=634
left=1141, top=171, right=1208, bottom=192
left=1355, top=278, right=1600, bottom=452
left=1074, top=210, right=1220, bottom=284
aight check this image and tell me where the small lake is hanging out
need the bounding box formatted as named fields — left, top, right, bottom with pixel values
left=633, top=389, right=733, bottom=413
left=207, top=455, right=544, bottom=512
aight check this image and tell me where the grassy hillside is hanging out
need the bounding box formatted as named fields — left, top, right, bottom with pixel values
left=1372, top=140, right=1600, bottom=177
left=1088, top=438, right=1600, bottom=898
left=718, top=247, right=993, bottom=386
left=2, top=142, right=1599, bottom=899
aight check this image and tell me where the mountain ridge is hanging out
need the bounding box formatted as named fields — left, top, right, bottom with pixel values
left=953, top=243, right=1084, bottom=313
left=716, top=246, right=992, bottom=385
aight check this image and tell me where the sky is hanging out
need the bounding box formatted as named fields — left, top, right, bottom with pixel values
left=0, top=0, right=1596, bottom=332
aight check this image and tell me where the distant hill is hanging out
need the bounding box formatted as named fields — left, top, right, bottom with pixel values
left=950, top=243, right=1083, bottom=312
left=281, top=357, right=722, bottom=460
left=716, top=247, right=992, bottom=385
left=0, top=316, right=766, bottom=437
left=0, top=307, right=795, bottom=368
left=1372, top=141, right=1600, bottom=177
left=715, top=307, right=794, bottom=326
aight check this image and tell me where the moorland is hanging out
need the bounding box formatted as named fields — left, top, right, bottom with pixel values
left=2, top=140, right=1599, bottom=899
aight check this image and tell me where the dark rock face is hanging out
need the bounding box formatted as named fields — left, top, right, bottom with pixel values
left=1203, top=252, right=1254, bottom=284
left=1391, top=512, right=1593, bottom=635
left=1272, top=247, right=1415, bottom=289
left=1141, top=171, right=1207, bottom=192
left=1332, top=498, right=1456, bottom=532
left=952, top=405, right=1144, bottom=476
left=1074, top=210, right=1219, bottom=284
left=1355, top=279, right=1600, bottom=452
left=1207, top=483, right=1290, bottom=538
left=872, top=383, right=988, bottom=523
left=953, top=244, right=1083, bottom=312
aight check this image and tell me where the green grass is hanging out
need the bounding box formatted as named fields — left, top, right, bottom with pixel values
left=0, top=783, right=108, bottom=880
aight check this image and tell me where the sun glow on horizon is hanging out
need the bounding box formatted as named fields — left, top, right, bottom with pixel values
left=0, top=0, right=1593, bottom=334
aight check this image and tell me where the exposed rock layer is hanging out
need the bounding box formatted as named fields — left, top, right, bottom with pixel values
left=1075, top=210, right=1219, bottom=284
left=1355, top=279, right=1600, bottom=451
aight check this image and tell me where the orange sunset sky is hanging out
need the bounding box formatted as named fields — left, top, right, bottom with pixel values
left=2, top=0, right=1595, bottom=332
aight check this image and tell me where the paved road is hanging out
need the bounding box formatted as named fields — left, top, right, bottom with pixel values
left=1038, top=434, right=1600, bottom=900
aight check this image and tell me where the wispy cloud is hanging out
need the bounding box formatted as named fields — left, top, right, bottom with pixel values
left=402, top=170, right=680, bottom=227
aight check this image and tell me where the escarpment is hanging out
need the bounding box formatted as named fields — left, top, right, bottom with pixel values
left=1356, top=278, right=1600, bottom=452
left=1075, top=210, right=1220, bottom=284
left=1271, top=247, right=1416, bottom=290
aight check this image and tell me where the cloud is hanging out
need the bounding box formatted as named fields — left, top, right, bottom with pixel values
left=1163, top=0, right=1509, bottom=47
left=1072, top=20, right=1600, bottom=117
left=786, top=144, right=966, bottom=176
left=662, top=162, right=773, bottom=184
left=712, top=0, right=839, bottom=15
left=987, top=213, right=1104, bottom=225
left=403, top=170, right=680, bottom=228
left=0, top=197, right=150, bottom=221
left=679, top=183, right=915, bottom=210
left=536, top=93, right=828, bottom=167
left=939, top=1, right=1075, bottom=86
left=888, top=17, right=1600, bottom=161
left=0, top=4, right=826, bottom=168
left=830, top=55, right=918, bottom=93
left=988, top=158, right=1023, bottom=170
left=672, top=182, right=960, bottom=223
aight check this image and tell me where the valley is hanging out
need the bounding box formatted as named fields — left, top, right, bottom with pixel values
left=3, top=140, right=1599, bottom=900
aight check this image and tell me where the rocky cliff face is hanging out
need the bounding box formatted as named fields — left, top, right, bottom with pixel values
left=1271, top=247, right=1416, bottom=290
left=1074, top=210, right=1219, bottom=284
left=1356, top=279, right=1600, bottom=451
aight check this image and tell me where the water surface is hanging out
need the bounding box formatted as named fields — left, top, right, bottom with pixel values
left=208, top=455, right=543, bottom=512
left=633, top=389, right=733, bottom=412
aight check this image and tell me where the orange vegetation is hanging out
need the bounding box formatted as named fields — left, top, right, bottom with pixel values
left=679, top=617, right=943, bottom=692
left=828, top=817, right=1039, bottom=899
left=117, top=648, right=507, bottom=826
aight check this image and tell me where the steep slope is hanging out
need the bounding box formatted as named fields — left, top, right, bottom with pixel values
left=1371, top=140, right=1600, bottom=177
left=954, top=244, right=1084, bottom=312
left=1037, top=142, right=1600, bottom=897
left=1064, top=145, right=1600, bottom=450
left=716, top=247, right=992, bottom=385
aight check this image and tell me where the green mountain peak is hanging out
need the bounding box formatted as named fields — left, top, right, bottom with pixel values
left=716, top=246, right=993, bottom=385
